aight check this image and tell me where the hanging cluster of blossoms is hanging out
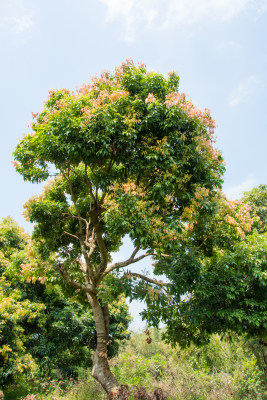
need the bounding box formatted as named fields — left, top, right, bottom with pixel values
left=31, top=112, right=39, bottom=119
left=80, top=89, right=129, bottom=123
left=194, top=186, right=210, bottom=200
left=55, top=98, right=67, bottom=109
left=121, top=182, right=146, bottom=198
left=76, top=58, right=136, bottom=95
left=114, top=57, right=135, bottom=76
left=166, top=92, right=216, bottom=137
left=180, top=186, right=257, bottom=240
left=145, top=93, right=157, bottom=103
left=165, top=92, right=186, bottom=107
left=196, top=136, right=221, bottom=161
left=91, top=89, right=129, bottom=107
left=76, top=62, right=132, bottom=96
left=224, top=200, right=255, bottom=236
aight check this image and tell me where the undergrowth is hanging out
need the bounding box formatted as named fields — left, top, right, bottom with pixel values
left=1, top=330, right=266, bottom=400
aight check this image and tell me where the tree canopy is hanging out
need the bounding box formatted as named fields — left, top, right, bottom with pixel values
left=12, top=59, right=265, bottom=397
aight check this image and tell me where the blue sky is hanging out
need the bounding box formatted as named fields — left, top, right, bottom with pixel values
left=0, top=0, right=266, bottom=328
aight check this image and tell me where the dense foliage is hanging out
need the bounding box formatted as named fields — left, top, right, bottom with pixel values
left=0, top=217, right=130, bottom=386
left=242, top=184, right=267, bottom=233
left=142, top=186, right=267, bottom=346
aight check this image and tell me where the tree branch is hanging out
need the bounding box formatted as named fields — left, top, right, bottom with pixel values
left=84, top=164, right=97, bottom=204
left=57, top=263, right=96, bottom=294
left=61, top=169, right=97, bottom=281
left=125, top=271, right=169, bottom=287
left=89, top=211, right=109, bottom=278
left=63, top=231, right=80, bottom=241
left=102, top=249, right=153, bottom=279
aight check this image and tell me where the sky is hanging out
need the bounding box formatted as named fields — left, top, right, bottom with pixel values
left=0, top=0, right=266, bottom=328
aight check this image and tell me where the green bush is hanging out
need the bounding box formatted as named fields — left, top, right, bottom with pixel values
left=2, top=329, right=266, bottom=400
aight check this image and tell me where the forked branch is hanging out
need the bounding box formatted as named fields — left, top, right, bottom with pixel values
left=57, top=263, right=96, bottom=294
left=102, top=247, right=153, bottom=279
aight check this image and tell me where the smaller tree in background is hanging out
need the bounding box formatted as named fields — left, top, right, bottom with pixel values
left=151, top=186, right=266, bottom=347
left=0, top=217, right=40, bottom=385
left=0, top=217, right=130, bottom=388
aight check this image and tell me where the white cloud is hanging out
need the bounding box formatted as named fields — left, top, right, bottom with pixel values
left=224, top=176, right=256, bottom=199
left=0, top=15, right=33, bottom=34
left=0, top=0, right=34, bottom=35
left=229, top=75, right=265, bottom=107
left=99, top=0, right=267, bottom=43
left=100, top=0, right=158, bottom=44
left=163, top=0, right=252, bottom=27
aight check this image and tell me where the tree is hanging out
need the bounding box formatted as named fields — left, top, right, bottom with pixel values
left=147, top=187, right=266, bottom=348
left=0, top=217, right=43, bottom=385
left=0, top=217, right=129, bottom=387
left=13, top=59, right=257, bottom=397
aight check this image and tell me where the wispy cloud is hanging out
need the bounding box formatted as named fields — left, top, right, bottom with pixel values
left=99, top=0, right=158, bottom=44
left=229, top=76, right=265, bottom=107
left=163, top=0, right=252, bottom=27
left=99, top=0, right=267, bottom=43
left=0, top=0, right=34, bottom=36
left=0, top=15, right=33, bottom=34
left=224, top=176, right=256, bottom=199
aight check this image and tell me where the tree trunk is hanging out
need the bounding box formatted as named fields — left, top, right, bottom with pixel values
left=87, top=293, right=122, bottom=398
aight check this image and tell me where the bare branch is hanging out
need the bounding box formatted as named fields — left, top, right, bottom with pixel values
left=61, top=168, right=97, bottom=281
left=125, top=271, right=169, bottom=287
left=65, top=213, right=88, bottom=224
left=95, top=228, right=109, bottom=274
left=88, top=210, right=109, bottom=278
left=63, top=231, right=79, bottom=241
left=73, top=258, right=87, bottom=274
left=131, top=244, right=141, bottom=259
left=85, top=221, right=91, bottom=245
left=102, top=251, right=153, bottom=278
left=57, top=263, right=96, bottom=294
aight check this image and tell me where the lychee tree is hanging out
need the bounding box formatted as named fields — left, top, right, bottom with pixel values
left=13, top=60, right=257, bottom=397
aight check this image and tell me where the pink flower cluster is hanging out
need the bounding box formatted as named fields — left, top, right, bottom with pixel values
left=166, top=93, right=216, bottom=137
left=55, top=98, right=67, bottom=109
left=145, top=93, right=156, bottom=104
left=31, top=112, right=39, bottom=119
left=91, top=70, right=111, bottom=86
left=165, top=92, right=186, bottom=107
left=196, top=137, right=220, bottom=161
left=224, top=200, right=254, bottom=237
left=194, top=187, right=210, bottom=200
left=82, top=89, right=129, bottom=115
left=48, top=89, right=56, bottom=98
left=137, top=60, right=146, bottom=68
left=113, top=58, right=135, bottom=77
left=11, top=160, right=19, bottom=168
left=225, top=215, right=238, bottom=226
left=76, top=83, right=93, bottom=95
